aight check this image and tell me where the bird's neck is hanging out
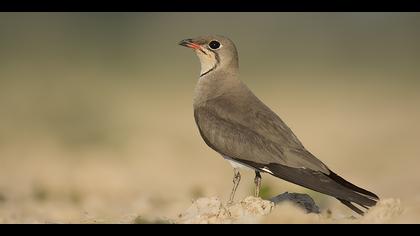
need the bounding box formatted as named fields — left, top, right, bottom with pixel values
left=193, top=69, right=241, bottom=107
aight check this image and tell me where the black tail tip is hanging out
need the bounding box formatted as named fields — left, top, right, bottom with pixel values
left=337, top=197, right=380, bottom=216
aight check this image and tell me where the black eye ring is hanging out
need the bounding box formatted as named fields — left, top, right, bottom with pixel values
left=209, top=40, right=221, bottom=50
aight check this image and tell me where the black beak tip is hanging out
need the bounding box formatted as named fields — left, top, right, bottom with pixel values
left=178, top=38, right=193, bottom=47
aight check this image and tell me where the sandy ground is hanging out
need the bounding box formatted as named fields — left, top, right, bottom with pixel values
left=176, top=196, right=403, bottom=224
left=0, top=80, right=419, bottom=223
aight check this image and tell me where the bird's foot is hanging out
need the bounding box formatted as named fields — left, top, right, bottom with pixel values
left=254, top=171, right=261, bottom=198
left=228, top=168, right=241, bottom=205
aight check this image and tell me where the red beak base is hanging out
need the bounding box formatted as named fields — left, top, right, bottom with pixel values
left=179, top=39, right=201, bottom=50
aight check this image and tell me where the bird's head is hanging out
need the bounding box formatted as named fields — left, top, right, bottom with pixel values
left=179, top=35, right=239, bottom=77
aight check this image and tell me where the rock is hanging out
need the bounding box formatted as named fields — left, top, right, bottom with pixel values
left=270, top=192, right=320, bottom=214
left=177, top=196, right=274, bottom=224
left=228, top=196, right=274, bottom=223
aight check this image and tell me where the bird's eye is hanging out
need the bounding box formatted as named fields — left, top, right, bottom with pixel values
left=209, top=40, right=221, bottom=50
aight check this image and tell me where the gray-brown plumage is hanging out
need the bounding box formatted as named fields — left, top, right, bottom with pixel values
left=179, top=35, right=379, bottom=215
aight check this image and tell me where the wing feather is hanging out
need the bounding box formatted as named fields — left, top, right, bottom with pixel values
left=194, top=92, right=329, bottom=173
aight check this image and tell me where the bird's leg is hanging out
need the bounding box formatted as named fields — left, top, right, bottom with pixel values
left=228, top=168, right=241, bottom=204
left=254, top=171, right=262, bottom=197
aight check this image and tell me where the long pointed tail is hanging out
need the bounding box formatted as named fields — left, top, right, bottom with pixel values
left=262, top=163, right=380, bottom=215
left=327, top=170, right=379, bottom=215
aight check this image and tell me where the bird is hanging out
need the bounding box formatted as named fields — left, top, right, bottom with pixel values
left=178, top=35, right=379, bottom=215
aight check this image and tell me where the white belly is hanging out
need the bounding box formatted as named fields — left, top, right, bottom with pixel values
left=223, top=155, right=274, bottom=174
left=223, top=155, right=257, bottom=171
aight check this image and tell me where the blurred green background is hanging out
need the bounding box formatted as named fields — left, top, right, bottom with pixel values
left=0, top=13, right=419, bottom=223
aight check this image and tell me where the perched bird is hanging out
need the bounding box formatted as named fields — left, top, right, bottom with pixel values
left=178, top=35, right=379, bottom=215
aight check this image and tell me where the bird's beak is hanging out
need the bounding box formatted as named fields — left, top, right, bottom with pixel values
left=178, top=38, right=201, bottom=50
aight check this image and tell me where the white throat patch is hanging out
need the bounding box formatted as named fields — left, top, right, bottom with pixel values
left=195, top=50, right=218, bottom=76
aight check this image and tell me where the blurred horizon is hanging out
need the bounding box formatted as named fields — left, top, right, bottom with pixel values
left=0, top=12, right=419, bottom=223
